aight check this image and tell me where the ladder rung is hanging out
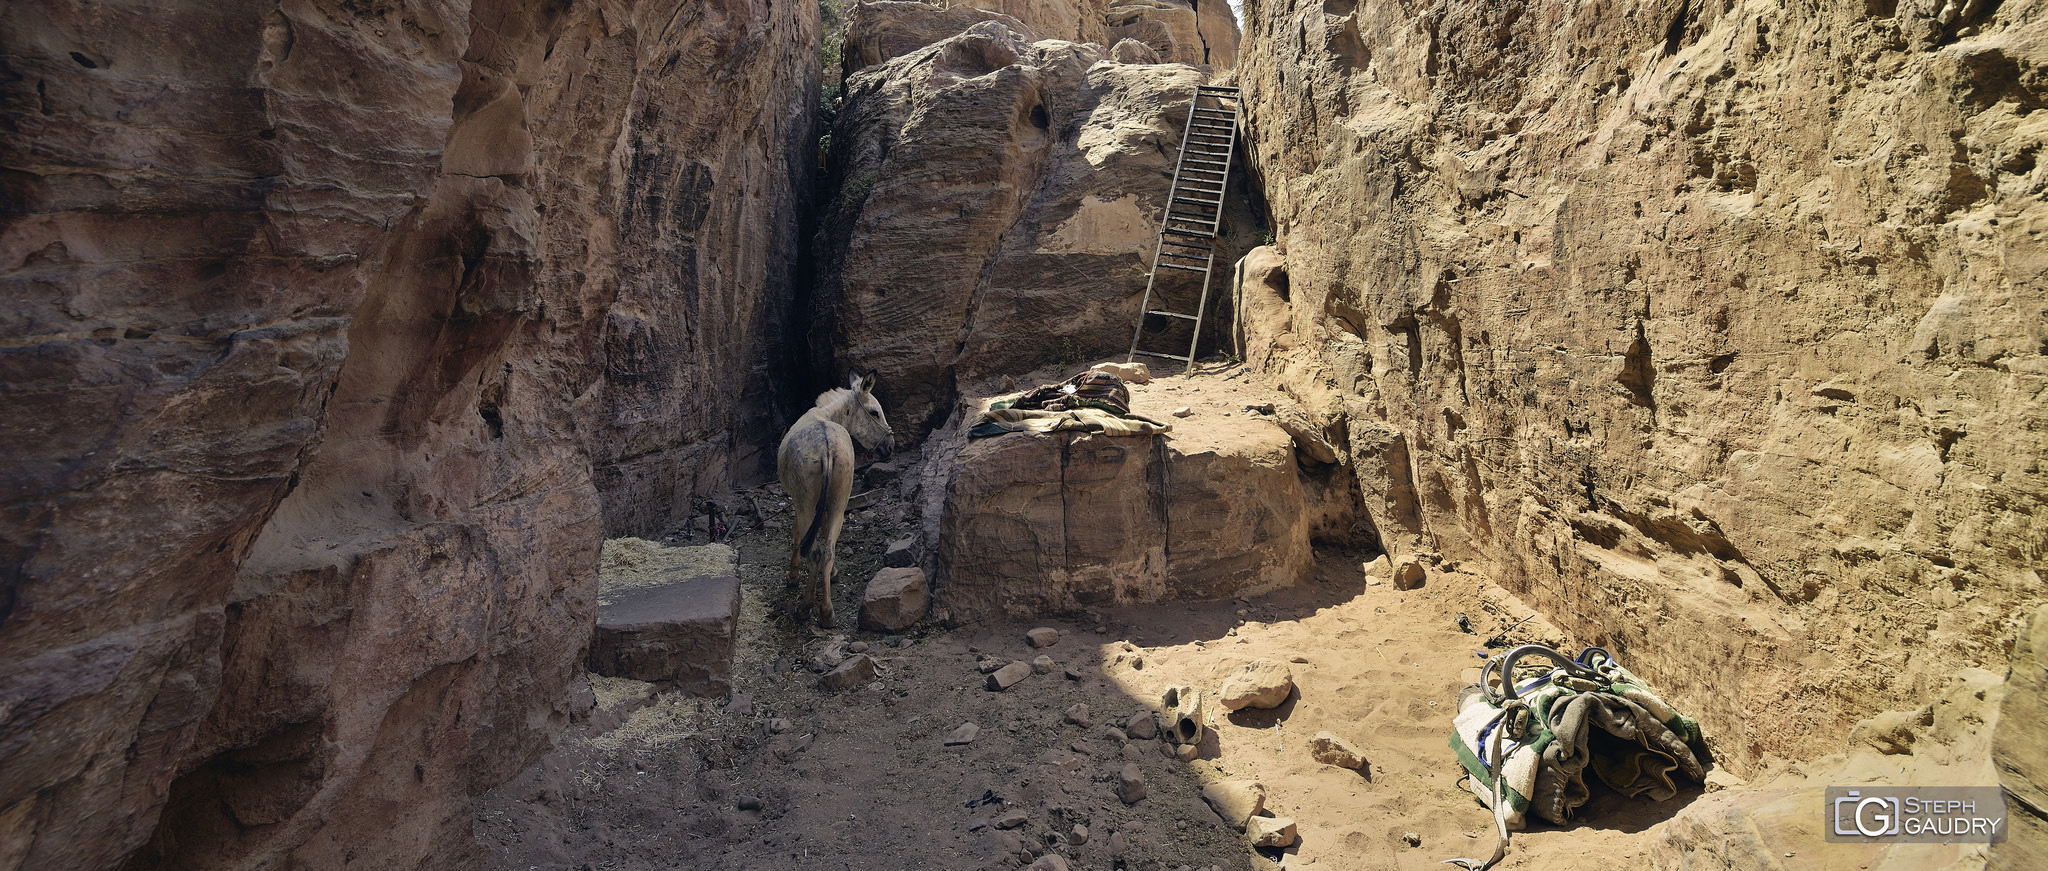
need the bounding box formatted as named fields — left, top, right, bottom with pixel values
left=1133, top=350, right=1195, bottom=362
left=1191, top=122, right=1234, bottom=131
left=1189, top=133, right=1232, bottom=141
left=1154, top=262, right=1208, bottom=273
left=1183, top=157, right=1230, bottom=166
left=1161, top=239, right=1212, bottom=250
left=1159, top=253, right=1209, bottom=265
left=1172, top=199, right=1221, bottom=209
left=1145, top=309, right=1200, bottom=320
left=1178, top=181, right=1225, bottom=192
left=1162, top=227, right=1216, bottom=238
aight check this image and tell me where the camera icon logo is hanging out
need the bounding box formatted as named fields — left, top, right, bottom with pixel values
left=1833, top=790, right=1903, bottom=837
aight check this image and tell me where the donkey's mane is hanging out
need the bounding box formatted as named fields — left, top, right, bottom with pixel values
left=812, top=386, right=855, bottom=408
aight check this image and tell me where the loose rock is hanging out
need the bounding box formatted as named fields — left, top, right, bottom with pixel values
left=1032, top=654, right=1056, bottom=674
left=1403, top=832, right=1422, bottom=847
left=977, top=657, right=1007, bottom=674
left=1064, top=703, right=1091, bottom=726
left=819, top=653, right=877, bottom=691
left=1026, top=856, right=1070, bottom=871
left=882, top=536, right=917, bottom=568
left=987, top=660, right=1032, bottom=691
left=1172, top=406, right=1193, bottom=418
left=736, top=795, right=761, bottom=811
left=994, top=808, right=1029, bottom=829
left=1124, top=711, right=1159, bottom=740
left=944, top=723, right=980, bottom=746
left=1200, top=780, right=1267, bottom=830
left=1247, top=816, right=1298, bottom=848
left=1070, top=823, right=1090, bottom=845
left=1027, top=627, right=1062, bottom=648
left=1392, top=558, right=1426, bottom=590
left=1308, top=731, right=1366, bottom=769
left=860, top=566, right=928, bottom=631
left=1218, top=659, right=1295, bottom=711
left=1117, top=763, right=1147, bottom=804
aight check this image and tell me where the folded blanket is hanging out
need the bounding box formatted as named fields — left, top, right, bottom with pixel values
left=969, top=406, right=1171, bottom=438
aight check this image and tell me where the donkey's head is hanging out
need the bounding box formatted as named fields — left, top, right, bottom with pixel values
left=841, top=371, right=894, bottom=461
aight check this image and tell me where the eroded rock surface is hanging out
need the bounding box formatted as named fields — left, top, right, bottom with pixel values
left=811, top=22, right=1213, bottom=431
left=0, top=1, right=815, bottom=868
left=1237, top=0, right=2048, bottom=767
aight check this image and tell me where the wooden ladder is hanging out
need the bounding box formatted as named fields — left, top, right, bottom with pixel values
left=1128, top=85, right=1241, bottom=367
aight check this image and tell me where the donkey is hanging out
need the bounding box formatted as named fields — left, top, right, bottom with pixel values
left=777, top=371, right=895, bottom=628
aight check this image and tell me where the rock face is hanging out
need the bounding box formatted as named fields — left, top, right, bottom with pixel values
left=1106, top=1, right=1241, bottom=68
left=812, top=22, right=1210, bottom=431
left=0, top=1, right=816, bottom=869
left=1993, top=604, right=2048, bottom=871
left=587, top=544, right=741, bottom=695
left=1237, top=0, right=2048, bottom=766
left=937, top=425, right=1313, bottom=622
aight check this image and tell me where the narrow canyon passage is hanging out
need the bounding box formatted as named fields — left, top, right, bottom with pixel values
left=2, top=1, right=2043, bottom=870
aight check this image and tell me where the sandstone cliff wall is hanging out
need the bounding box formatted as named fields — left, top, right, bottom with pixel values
left=1236, top=0, right=2046, bottom=769
left=813, top=22, right=1213, bottom=432
left=0, top=1, right=813, bottom=868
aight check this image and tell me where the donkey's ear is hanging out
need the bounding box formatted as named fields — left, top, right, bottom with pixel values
left=855, top=371, right=876, bottom=394
left=848, top=370, right=865, bottom=391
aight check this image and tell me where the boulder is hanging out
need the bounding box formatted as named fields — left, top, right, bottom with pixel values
left=1109, top=37, right=1160, bottom=64
left=842, top=1, right=1040, bottom=73
left=861, top=566, right=929, bottom=631
left=1125, top=710, right=1159, bottom=740
left=1028, top=627, right=1063, bottom=648
left=1218, top=659, right=1295, bottom=711
left=1105, top=1, right=1238, bottom=68
left=1993, top=604, right=2048, bottom=871
left=1158, top=685, right=1207, bottom=745
left=938, top=422, right=1314, bottom=622
left=587, top=546, right=742, bottom=696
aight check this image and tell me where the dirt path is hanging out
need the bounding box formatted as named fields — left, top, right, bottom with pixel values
left=473, top=376, right=2005, bottom=871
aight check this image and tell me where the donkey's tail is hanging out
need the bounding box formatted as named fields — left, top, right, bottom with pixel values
left=798, top=450, right=834, bottom=559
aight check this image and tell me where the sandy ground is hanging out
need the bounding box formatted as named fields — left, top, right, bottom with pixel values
left=474, top=363, right=2007, bottom=871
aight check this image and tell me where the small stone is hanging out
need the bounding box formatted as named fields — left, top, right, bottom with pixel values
left=1171, top=742, right=1198, bottom=762
left=1218, top=659, right=1295, bottom=711
left=1392, top=559, right=1426, bottom=590
left=849, top=641, right=870, bottom=654
left=1064, top=703, right=1091, bottom=726
left=767, top=718, right=793, bottom=734
left=1108, top=831, right=1129, bottom=857
left=1702, top=767, right=1747, bottom=793
left=1026, top=856, right=1071, bottom=871
left=1033, top=654, right=1056, bottom=674
left=736, top=795, right=761, bottom=811
left=1308, top=732, right=1366, bottom=769
left=1172, top=406, right=1193, bottom=418
left=1091, top=361, right=1150, bottom=384
left=819, top=653, right=877, bottom=691
left=860, top=567, right=928, bottom=631
left=1200, top=780, right=1267, bottom=830
left=1248, top=816, right=1298, bottom=848
left=994, top=808, right=1030, bottom=829
left=944, top=722, right=980, bottom=745
left=1403, top=832, right=1422, bottom=847
left=1117, top=763, right=1147, bottom=804
left=1027, top=627, right=1062, bottom=648
left=1064, top=667, right=1085, bottom=681
left=1102, top=726, right=1129, bottom=744
left=987, top=661, right=1032, bottom=691
left=1070, top=824, right=1090, bottom=845
left=882, top=536, right=917, bottom=568
left=1124, top=711, right=1158, bottom=740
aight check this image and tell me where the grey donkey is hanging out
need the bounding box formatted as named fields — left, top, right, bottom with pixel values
left=777, top=371, right=895, bottom=627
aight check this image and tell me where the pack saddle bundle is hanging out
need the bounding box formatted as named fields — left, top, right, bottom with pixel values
left=1443, top=644, right=1707, bottom=870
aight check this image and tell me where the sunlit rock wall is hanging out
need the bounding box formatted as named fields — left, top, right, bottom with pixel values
left=1236, top=0, right=2046, bottom=768
left=0, top=0, right=814, bottom=868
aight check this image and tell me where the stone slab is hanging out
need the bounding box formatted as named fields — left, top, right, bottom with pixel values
left=588, top=562, right=740, bottom=696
